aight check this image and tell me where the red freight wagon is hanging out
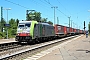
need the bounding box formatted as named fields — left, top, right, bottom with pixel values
left=54, top=24, right=67, bottom=36
left=80, top=30, right=82, bottom=34
left=70, top=28, right=75, bottom=34
left=70, top=28, right=73, bottom=32
left=66, top=27, right=70, bottom=34
left=64, top=26, right=67, bottom=34
left=72, top=28, right=74, bottom=32
left=74, top=28, right=76, bottom=33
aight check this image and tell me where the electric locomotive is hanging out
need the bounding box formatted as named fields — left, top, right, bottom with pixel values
left=15, top=20, right=55, bottom=43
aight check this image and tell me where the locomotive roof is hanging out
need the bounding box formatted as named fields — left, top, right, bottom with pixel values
left=54, top=24, right=65, bottom=27
left=19, top=20, right=38, bottom=24
left=40, top=23, right=49, bottom=25
left=19, top=21, right=52, bottom=26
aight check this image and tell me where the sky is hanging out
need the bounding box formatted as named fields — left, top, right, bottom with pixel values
left=0, top=0, right=90, bottom=30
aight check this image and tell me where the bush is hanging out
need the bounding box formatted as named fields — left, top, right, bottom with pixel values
left=0, top=32, right=5, bottom=39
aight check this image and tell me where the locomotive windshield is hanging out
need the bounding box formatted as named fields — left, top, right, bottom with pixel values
left=18, top=25, right=24, bottom=27
left=18, top=23, right=31, bottom=28
left=25, top=24, right=31, bottom=27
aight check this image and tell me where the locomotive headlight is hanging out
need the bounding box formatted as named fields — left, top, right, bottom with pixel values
left=27, top=33, right=30, bottom=36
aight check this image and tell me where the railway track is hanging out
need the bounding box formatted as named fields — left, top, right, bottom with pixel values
left=0, top=42, right=22, bottom=52
left=0, top=35, right=81, bottom=60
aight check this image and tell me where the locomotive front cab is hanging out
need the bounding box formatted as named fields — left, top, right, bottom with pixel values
left=15, top=21, right=38, bottom=42
left=15, top=21, right=32, bottom=42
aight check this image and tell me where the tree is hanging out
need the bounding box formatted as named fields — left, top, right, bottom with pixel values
left=8, top=18, right=17, bottom=38
left=0, top=18, right=6, bottom=32
left=26, top=11, right=41, bottom=21
left=16, top=19, right=19, bottom=26
left=34, top=12, right=41, bottom=21
left=41, top=18, right=47, bottom=22
left=0, top=18, right=6, bottom=38
left=26, top=11, right=53, bottom=24
left=41, top=18, right=53, bottom=25
left=48, top=21, right=53, bottom=25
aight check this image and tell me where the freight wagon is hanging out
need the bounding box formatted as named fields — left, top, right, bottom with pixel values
left=70, top=28, right=75, bottom=35
left=54, top=24, right=67, bottom=37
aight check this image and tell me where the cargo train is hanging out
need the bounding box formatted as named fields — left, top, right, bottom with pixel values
left=15, top=20, right=84, bottom=43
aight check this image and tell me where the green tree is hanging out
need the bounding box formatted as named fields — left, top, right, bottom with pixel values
left=41, top=18, right=47, bottom=22
left=0, top=18, right=6, bottom=38
left=8, top=18, right=17, bottom=38
left=41, top=18, right=53, bottom=25
left=34, top=12, right=41, bottom=21
left=26, top=11, right=53, bottom=24
left=16, top=19, right=19, bottom=26
left=0, top=18, right=6, bottom=31
left=26, top=12, right=41, bottom=21
left=48, top=21, right=53, bottom=25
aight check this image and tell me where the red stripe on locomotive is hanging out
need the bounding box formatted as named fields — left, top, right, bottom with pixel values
left=17, top=33, right=30, bottom=36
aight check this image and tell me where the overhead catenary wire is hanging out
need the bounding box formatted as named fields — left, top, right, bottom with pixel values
left=31, top=0, right=53, bottom=18
left=5, top=0, right=29, bottom=9
left=44, top=0, right=53, bottom=6
left=32, top=0, right=50, bottom=10
left=57, top=9, right=68, bottom=17
left=5, top=0, right=68, bottom=18
left=4, top=0, right=53, bottom=20
left=57, top=0, right=71, bottom=15
left=31, top=0, right=54, bottom=21
left=40, top=0, right=52, bottom=9
left=4, top=0, right=70, bottom=24
left=44, top=0, right=68, bottom=17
